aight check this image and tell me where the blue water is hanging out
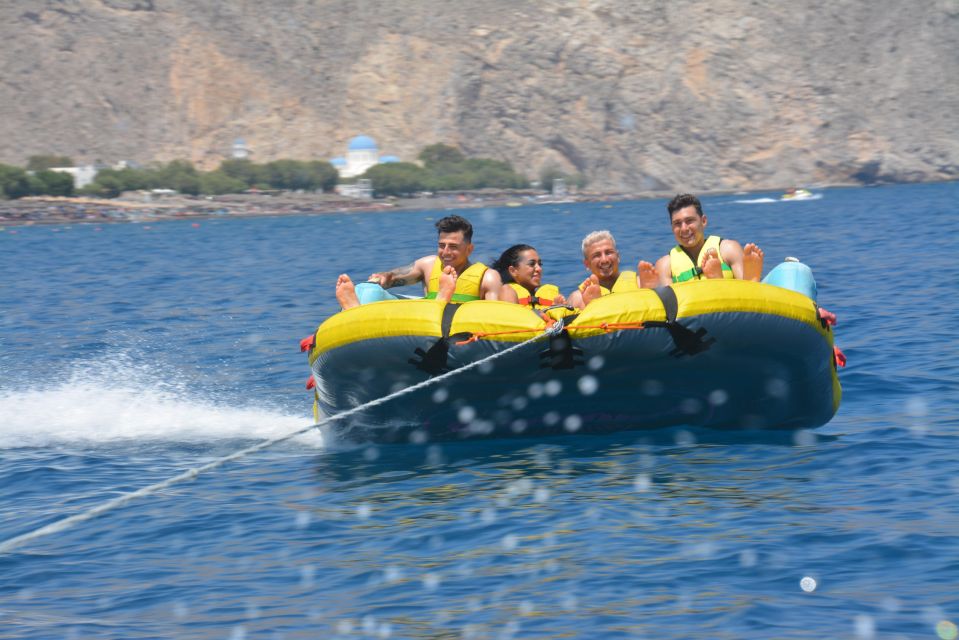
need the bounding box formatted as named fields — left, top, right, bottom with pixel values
left=2, top=183, right=958, bottom=639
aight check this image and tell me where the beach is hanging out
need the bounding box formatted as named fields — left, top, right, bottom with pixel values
left=0, top=189, right=637, bottom=227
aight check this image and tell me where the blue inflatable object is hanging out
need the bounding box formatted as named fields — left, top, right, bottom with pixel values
left=762, top=258, right=817, bottom=301
left=355, top=282, right=400, bottom=304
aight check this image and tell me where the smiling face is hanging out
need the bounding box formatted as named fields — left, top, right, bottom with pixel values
left=583, top=238, right=620, bottom=282
left=670, top=205, right=708, bottom=253
left=436, top=230, right=473, bottom=272
left=508, top=249, right=543, bottom=291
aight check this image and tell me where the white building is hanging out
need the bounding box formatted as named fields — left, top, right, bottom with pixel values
left=232, top=137, right=251, bottom=160
left=331, top=135, right=399, bottom=179
left=49, top=164, right=99, bottom=189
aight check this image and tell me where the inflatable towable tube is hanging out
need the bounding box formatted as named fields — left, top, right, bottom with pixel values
left=306, top=274, right=841, bottom=444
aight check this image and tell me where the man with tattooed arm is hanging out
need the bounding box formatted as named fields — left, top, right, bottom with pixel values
left=335, top=215, right=502, bottom=309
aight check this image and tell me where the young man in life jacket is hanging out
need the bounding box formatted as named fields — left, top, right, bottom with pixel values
left=335, top=215, right=502, bottom=309
left=566, top=230, right=659, bottom=309
left=653, top=193, right=764, bottom=286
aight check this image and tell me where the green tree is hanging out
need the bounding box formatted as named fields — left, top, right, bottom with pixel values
left=218, top=159, right=263, bottom=187
left=418, top=144, right=466, bottom=173
left=0, top=164, right=32, bottom=199
left=363, top=162, right=428, bottom=197
left=306, top=160, right=339, bottom=192
left=81, top=173, right=125, bottom=198
left=26, top=154, right=75, bottom=171
left=199, top=170, right=248, bottom=195
left=152, top=160, right=200, bottom=195
left=33, top=170, right=75, bottom=196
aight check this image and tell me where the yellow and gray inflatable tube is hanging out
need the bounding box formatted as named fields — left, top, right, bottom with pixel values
left=307, top=279, right=841, bottom=443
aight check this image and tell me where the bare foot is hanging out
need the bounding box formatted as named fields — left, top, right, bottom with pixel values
left=701, top=249, right=723, bottom=279
left=743, top=243, right=764, bottom=282
left=437, top=265, right=457, bottom=302
left=637, top=260, right=658, bottom=288
left=582, top=274, right=602, bottom=306
left=335, top=274, right=359, bottom=310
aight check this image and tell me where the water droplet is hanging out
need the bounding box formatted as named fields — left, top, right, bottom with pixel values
left=634, top=474, right=652, bottom=492
left=458, top=406, right=476, bottom=423
left=766, top=378, right=789, bottom=398
left=295, top=511, right=311, bottom=529
left=800, top=576, right=817, bottom=592
left=501, top=534, right=519, bottom=550
left=543, top=411, right=560, bottom=426
left=793, top=429, right=818, bottom=446
left=510, top=419, right=528, bottom=433
left=432, top=388, right=448, bottom=403
left=739, top=549, right=758, bottom=567
left=708, top=389, right=728, bottom=406
left=534, top=487, right=550, bottom=503
left=527, top=382, right=544, bottom=399
left=937, top=620, right=958, bottom=640
left=577, top=374, right=599, bottom=395
left=563, top=415, right=582, bottom=432
left=854, top=614, right=876, bottom=639
left=356, top=503, right=372, bottom=520
left=511, top=396, right=529, bottom=411
left=544, top=380, right=562, bottom=396
left=422, top=572, right=441, bottom=591
left=587, top=355, right=605, bottom=371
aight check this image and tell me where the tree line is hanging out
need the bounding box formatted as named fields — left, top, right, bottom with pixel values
left=0, top=146, right=584, bottom=199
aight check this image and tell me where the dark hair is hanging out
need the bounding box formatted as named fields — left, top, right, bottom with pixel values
left=491, top=244, right=535, bottom=283
left=667, top=194, right=703, bottom=219
left=435, top=215, right=473, bottom=242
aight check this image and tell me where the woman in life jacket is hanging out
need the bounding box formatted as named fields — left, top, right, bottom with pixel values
left=491, top=244, right=565, bottom=310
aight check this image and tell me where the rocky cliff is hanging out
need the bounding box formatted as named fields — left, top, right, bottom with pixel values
left=2, top=0, right=957, bottom=192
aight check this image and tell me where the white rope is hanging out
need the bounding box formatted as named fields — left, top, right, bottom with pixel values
left=0, top=327, right=556, bottom=554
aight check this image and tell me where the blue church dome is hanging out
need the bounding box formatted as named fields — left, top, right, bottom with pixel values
left=348, top=135, right=378, bottom=151
left=330, top=157, right=346, bottom=167
left=380, top=155, right=400, bottom=163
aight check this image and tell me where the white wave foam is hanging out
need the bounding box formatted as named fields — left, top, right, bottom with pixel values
left=733, top=197, right=780, bottom=204
left=0, top=357, right=321, bottom=449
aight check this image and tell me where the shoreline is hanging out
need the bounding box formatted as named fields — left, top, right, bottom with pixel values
left=0, top=183, right=870, bottom=227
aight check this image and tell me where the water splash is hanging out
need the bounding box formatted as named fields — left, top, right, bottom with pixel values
left=0, top=354, right=314, bottom=448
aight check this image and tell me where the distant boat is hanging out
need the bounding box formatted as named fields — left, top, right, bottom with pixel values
left=781, top=188, right=814, bottom=201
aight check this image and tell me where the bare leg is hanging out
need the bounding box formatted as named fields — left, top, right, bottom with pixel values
left=743, top=243, right=764, bottom=282
left=335, top=274, right=359, bottom=310
left=637, top=260, right=658, bottom=288
left=582, top=274, right=602, bottom=306
left=701, top=249, right=723, bottom=279
left=437, top=265, right=457, bottom=303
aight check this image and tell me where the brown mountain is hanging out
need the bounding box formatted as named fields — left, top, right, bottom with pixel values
left=2, top=0, right=957, bottom=192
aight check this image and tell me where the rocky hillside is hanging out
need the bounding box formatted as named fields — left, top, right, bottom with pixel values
left=1, top=0, right=957, bottom=192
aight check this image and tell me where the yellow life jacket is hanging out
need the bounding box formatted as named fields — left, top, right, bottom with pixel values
left=670, top=235, right=734, bottom=282
left=507, top=282, right=561, bottom=309
left=425, top=259, right=488, bottom=303
left=578, top=270, right=639, bottom=297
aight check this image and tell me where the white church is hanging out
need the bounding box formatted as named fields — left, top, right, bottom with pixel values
left=330, top=135, right=399, bottom=179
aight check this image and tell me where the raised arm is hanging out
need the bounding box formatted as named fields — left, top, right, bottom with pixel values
left=369, top=255, right=434, bottom=289
left=719, top=239, right=746, bottom=280
left=479, top=268, right=503, bottom=301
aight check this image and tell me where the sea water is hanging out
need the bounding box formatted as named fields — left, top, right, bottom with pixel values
left=1, top=183, right=958, bottom=638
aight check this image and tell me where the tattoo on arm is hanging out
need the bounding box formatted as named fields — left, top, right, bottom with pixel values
left=383, top=263, right=417, bottom=289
